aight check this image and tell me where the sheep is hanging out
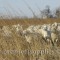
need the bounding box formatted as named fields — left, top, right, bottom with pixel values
left=23, top=22, right=59, bottom=46
left=39, top=23, right=59, bottom=45
left=23, top=25, right=42, bottom=34
left=12, top=24, right=23, bottom=31
left=22, top=30, right=32, bottom=43
left=22, top=25, right=43, bottom=43
left=57, top=23, right=60, bottom=33
left=51, top=32, right=58, bottom=43
left=23, top=31, right=40, bottom=43
left=47, top=24, right=51, bottom=31
left=39, top=22, right=59, bottom=46
left=2, top=26, right=12, bottom=37
left=33, top=25, right=42, bottom=32
left=51, top=22, right=59, bottom=44
left=33, top=24, right=54, bottom=46
left=23, top=25, right=48, bottom=41
left=11, top=24, right=23, bottom=36
left=41, top=24, right=47, bottom=29
left=34, top=24, right=48, bottom=39
left=25, top=25, right=35, bottom=33
left=36, top=28, right=49, bottom=40
left=24, top=34, right=32, bottom=43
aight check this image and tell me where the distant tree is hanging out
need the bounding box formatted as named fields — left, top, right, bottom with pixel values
left=55, top=7, right=60, bottom=18
left=41, top=5, right=53, bottom=19
left=45, top=6, right=51, bottom=18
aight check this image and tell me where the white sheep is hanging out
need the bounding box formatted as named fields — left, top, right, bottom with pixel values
left=26, top=25, right=35, bottom=33
left=33, top=25, right=42, bottom=32
left=2, top=26, right=12, bottom=37
left=12, top=24, right=23, bottom=36
left=51, top=22, right=58, bottom=44
left=37, top=29, right=49, bottom=40
left=57, top=23, right=60, bottom=32
left=34, top=24, right=54, bottom=45
left=23, top=22, right=59, bottom=45
left=12, top=24, right=23, bottom=31
left=23, top=25, right=41, bottom=34
left=23, top=32, right=39, bottom=43
left=24, top=35, right=32, bottom=43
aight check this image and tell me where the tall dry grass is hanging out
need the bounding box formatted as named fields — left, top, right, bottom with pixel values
left=0, top=18, right=60, bottom=26
left=0, top=18, right=60, bottom=60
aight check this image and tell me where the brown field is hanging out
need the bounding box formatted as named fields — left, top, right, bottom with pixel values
left=0, top=18, right=60, bottom=26
left=0, top=18, right=60, bottom=60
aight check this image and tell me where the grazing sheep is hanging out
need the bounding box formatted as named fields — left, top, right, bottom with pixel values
left=33, top=25, right=42, bottom=32
left=24, top=33, right=33, bottom=43
left=51, top=32, right=58, bottom=43
left=12, top=24, right=23, bottom=36
left=26, top=25, right=35, bottom=33
left=2, top=26, right=12, bottom=37
left=24, top=34, right=32, bottom=43
left=24, top=33, right=39, bottom=43
left=34, top=24, right=54, bottom=46
left=34, top=24, right=49, bottom=40
left=57, top=23, right=60, bottom=34
left=23, top=22, right=59, bottom=46
left=23, top=25, right=42, bottom=34
left=47, top=24, right=51, bottom=31
left=12, top=24, right=23, bottom=31
left=36, top=29, right=49, bottom=40
left=23, top=30, right=39, bottom=43
left=51, top=22, right=58, bottom=44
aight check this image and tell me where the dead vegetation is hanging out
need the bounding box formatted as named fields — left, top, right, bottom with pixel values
left=0, top=18, right=60, bottom=26
left=0, top=18, right=60, bottom=60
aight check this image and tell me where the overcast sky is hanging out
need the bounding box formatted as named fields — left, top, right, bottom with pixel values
left=0, top=0, right=60, bottom=17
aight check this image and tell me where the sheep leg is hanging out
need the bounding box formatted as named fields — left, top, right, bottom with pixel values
left=50, top=38, right=54, bottom=46
left=42, top=37, right=47, bottom=43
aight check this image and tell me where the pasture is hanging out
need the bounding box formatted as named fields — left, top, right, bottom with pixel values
left=0, top=18, right=60, bottom=60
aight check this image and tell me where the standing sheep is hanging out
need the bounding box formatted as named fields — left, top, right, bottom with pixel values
left=51, top=22, right=59, bottom=44
left=11, top=24, right=23, bottom=36
left=2, top=26, right=12, bottom=37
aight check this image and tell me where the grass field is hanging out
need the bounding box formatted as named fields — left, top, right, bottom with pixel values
left=0, top=18, right=60, bottom=26
left=0, top=18, right=60, bottom=60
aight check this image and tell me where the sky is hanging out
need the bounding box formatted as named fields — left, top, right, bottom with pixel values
left=0, top=0, right=60, bottom=18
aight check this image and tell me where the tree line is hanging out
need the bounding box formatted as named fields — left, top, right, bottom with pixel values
left=40, top=6, right=60, bottom=19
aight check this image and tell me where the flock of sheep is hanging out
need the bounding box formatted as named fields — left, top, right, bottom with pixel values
left=0, top=22, right=60, bottom=46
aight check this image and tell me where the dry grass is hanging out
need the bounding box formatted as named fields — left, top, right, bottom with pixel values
left=0, top=18, right=60, bottom=26
left=0, top=18, right=60, bottom=60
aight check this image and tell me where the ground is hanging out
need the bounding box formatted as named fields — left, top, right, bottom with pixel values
left=0, top=18, right=60, bottom=60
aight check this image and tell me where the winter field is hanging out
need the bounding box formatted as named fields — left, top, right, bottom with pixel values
left=0, top=18, right=60, bottom=60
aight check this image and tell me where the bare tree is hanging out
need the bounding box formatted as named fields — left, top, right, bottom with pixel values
left=41, top=5, right=53, bottom=19
left=55, top=7, right=60, bottom=18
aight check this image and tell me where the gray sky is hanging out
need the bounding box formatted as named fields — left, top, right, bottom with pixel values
left=0, top=0, right=60, bottom=17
